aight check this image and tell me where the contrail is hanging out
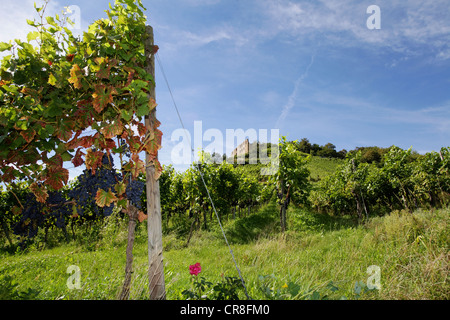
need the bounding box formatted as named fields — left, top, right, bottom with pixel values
left=276, top=54, right=315, bottom=128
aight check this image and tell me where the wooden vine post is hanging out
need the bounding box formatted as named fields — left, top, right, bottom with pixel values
left=144, top=25, right=166, bottom=300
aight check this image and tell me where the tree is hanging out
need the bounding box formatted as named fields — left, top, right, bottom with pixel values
left=297, top=138, right=312, bottom=154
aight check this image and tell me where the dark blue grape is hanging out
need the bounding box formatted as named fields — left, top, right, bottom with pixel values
left=126, top=180, right=145, bottom=209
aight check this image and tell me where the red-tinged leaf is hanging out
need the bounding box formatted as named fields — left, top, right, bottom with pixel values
left=94, top=57, right=106, bottom=65
left=20, top=129, right=36, bottom=143
left=124, top=67, right=136, bottom=86
left=95, top=57, right=117, bottom=79
left=12, top=206, right=22, bottom=215
left=131, top=153, right=141, bottom=163
left=148, top=97, right=157, bottom=111
left=72, top=148, right=85, bottom=167
left=66, top=130, right=82, bottom=150
left=99, top=138, right=116, bottom=151
left=97, top=65, right=111, bottom=79
left=46, top=166, right=69, bottom=190
left=68, top=64, right=83, bottom=89
left=138, top=211, right=148, bottom=223
left=44, top=154, right=63, bottom=168
left=92, top=84, right=115, bottom=113
left=131, top=157, right=146, bottom=179
left=1, top=166, right=16, bottom=183
left=153, top=159, right=163, bottom=181
left=95, top=189, right=118, bottom=208
left=85, top=148, right=104, bottom=174
left=56, top=128, right=73, bottom=142
left=101, top=119, right=124, bottom=139
left=55, top=119, right=76, bottom=142
left=127, top=136, right=142, bottom=153
left=79, top=135, right=96, bottom=149
left=121, top=128, right=129, bottom=140
left=66, top=54, right=75, bottom=62
left=30, top=182, right=49, bottom=203
left=114, top=182, right=126, bottom=196
left=149, top=45, right=159, bottom=55
left=144, top=128, right=163, bottom=158
left=137, top=123, right=146, bottom=137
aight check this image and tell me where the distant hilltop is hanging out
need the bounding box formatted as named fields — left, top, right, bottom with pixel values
left=225, top=138, right=425, bottom=165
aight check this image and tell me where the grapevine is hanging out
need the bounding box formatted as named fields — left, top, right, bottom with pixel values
left=0, top=0, right=161, bottom=210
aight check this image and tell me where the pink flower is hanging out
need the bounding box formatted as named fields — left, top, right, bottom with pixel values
left=189, top=263, right=201, bottom=276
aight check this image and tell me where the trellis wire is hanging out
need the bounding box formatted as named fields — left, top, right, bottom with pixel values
left=155, top=52, right=251, bottom=300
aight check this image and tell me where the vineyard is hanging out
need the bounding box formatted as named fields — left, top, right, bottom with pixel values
left=0, top=0, right=449, bottom=301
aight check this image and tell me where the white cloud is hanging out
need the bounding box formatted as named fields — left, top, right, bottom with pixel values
left=0, top=0, right=62, bottom=43
left=258, top=0, right=450, bottom=61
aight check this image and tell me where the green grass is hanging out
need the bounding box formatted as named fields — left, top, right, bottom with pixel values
left=0, top=204, right=448, bottom=300
left=307, top=156, right=343, bottom=182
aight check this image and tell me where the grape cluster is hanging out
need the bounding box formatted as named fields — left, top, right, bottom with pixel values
left=126, top=179, right=145, bottom=209
left=47, top=191, right=72, bottom=228
left=14, top=191, right=72, bottom=241
left=13, top=193, right=44, bottom=239
left=13, top=152, right=147, bottom=243
left=68, top=167, right=122, bottom=217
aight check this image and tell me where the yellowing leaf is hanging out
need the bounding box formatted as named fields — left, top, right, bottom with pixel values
left=131, top=155, right=146, bottom=179
left=92, top=84, right=115, bottom=113
left=100, top=119, right=123, bottom=139
left=148, top=97, right=157, bottom=111
left=85, top=148, right=104, bottom=174
left=48, top=73, right=57, bottom=86
left=144, top=128, right=162, bottom=160
left=68, top=64, right=83, bottom=89
left=114, top=182, right=126, bottom=196
left=153, top=159, right=163, bottom=180
left=95, top=188, right=118, bottom=208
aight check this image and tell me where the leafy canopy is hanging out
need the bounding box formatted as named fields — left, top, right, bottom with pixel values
left=0, top=0, right=162, bottom=204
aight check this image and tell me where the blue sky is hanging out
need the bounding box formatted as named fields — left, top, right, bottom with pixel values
left=1, top=0, right=450, bottom=175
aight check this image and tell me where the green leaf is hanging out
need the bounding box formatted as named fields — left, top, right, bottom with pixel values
left=117, top=198, right=128, bottom=209
left=27, top=31, right=40, bottom=42
left=0, top=42, right=12, bottom=52
left=46, top=16, right=57, bottom=26
left=26, top=19, right=37, bottom=27
left=120, top=109, right=132, bottom=122
left=45, top=103, right=63, bottom=117
left=136, top=103, right=149, bottom=117
left=61, top=151, right=73, bottom=162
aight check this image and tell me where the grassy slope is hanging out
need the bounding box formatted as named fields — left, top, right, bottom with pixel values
left=1, top=204, right=448, bottom=300
left=306, top=156, right=343, bottom=182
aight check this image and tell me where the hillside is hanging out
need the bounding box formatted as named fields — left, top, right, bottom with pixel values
left=307, top=156, right=343, bottom=182
left=1, top=204, right=448, bottom=300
